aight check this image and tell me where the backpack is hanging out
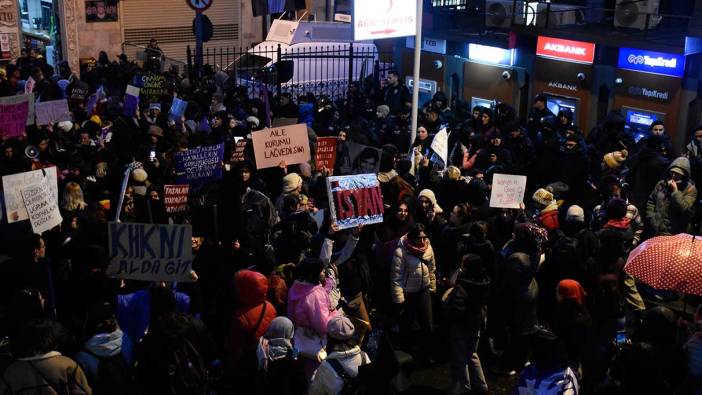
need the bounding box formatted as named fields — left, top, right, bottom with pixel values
left=162, top=338, right=209, bottom=395
left=83, top=348, right=134, bottom=395
left=241, top=189, right=277, bottom=241
left=327, top=357, right=368, bottom=395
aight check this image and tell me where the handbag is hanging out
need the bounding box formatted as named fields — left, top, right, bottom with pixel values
left=293, top=326, right=327, bottom=361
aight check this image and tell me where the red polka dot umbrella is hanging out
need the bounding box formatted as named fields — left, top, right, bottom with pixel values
left=625, top=234, right=702, bottom=296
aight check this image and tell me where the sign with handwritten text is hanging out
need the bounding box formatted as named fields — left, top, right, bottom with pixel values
left=489, top=173, right=527, bottom=209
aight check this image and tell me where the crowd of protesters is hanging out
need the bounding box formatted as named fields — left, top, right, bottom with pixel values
left=2, top=46, right=702, bottom=395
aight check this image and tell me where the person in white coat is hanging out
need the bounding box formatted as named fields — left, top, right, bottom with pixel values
left=390, top=222, right=437, bottom=364
left=308, top=316, right=370, bottom=395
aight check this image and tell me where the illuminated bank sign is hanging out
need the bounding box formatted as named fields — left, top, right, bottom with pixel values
left=468, top=44, right=515, bottom=66
left=536, top=36, right=596, bottom=64
left=617, top=48, right=685, bottom=78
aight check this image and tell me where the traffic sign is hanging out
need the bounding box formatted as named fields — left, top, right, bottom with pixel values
left=193, top=14, right=214, bottom=42
left=186, top=0, right=212, bottom=12
left=354, top=0, right=417, bottom=40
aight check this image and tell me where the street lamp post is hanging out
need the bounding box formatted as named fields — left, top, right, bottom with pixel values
left=409, top=0, right=423, bottom=146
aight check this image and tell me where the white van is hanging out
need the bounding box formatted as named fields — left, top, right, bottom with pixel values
left=229, top=19, right=378, bottom=99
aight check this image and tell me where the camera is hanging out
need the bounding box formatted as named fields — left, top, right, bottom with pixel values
left=577, top=72, right=586, bottom=81
left=433, top=60, right=443, bottom=70
left=501, top=71, right=511, bottom=80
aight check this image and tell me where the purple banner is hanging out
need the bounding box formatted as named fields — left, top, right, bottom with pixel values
left=0, top=99, right=30, bottom=138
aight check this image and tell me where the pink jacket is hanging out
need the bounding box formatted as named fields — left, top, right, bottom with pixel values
left=287, top=279, right=338, bottom=335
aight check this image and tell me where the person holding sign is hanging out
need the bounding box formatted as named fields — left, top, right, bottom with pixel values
left=390, top=223, right=437, bottom=365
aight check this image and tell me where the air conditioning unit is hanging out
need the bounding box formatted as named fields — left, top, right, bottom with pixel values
left=536, top=4, right=580, bottom=28
left=614, top=0, right=661, bottom=30
left=485, top=0, right=525, bottom=28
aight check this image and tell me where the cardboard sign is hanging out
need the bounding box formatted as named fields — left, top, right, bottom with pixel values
left=326, top=173, right=384, bottom=230
left=336, top=141, right=382, bottom=175
left=21, top=178, right=63, bottom=234
left=169, top=98, right=187, bottom=121
left=251, top=123, right=310, bottom=169
left=2, top=167, right=59, bottom=223
left=430, top=127, right=449, bottom=167
left=164, top=185, right=189, bottom=214
left=69, top=81, right=90, bottom=102
left=230, top=139, right=248, bottom=163
left=315, top=137, right=337, bottom=170
left=0, top=94, right=34, bottom=138
left=175, top=143, right=224, bottom=185
left=35, top=99, right=71, bottom=125
left=140, top=73, right=167, bottom=102
left=106, top=222, right=194, bottom=282
left=489, top=173, right=527, bottom=209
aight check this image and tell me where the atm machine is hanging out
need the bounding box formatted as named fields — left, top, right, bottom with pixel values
left=545, top=93, right=579, bottom=124
left=622, top=106, right=666, bottom=142
left=406, top=77, right=438, bottom=108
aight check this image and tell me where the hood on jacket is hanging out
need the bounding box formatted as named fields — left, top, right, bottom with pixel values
left=287, top=280, right=320, bottom=305
left=84, top=329, right=123, bottom=357
left=668, top=156, right=691, bottom=179
left=235, top=270, right=269, bottom=307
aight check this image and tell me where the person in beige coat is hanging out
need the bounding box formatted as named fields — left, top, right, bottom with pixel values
left=390, top=223, right=437, bottom=364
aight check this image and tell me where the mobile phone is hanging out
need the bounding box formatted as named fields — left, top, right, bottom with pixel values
left=149, top=150, right=156, bottom=161
left=615, top=331, right=627, bottom=346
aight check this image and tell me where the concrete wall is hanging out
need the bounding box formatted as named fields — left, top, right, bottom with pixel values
left=75, top=0, right=121, bottom=60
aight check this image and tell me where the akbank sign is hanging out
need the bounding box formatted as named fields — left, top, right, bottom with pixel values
left=618, top=48, right=686, bottom=78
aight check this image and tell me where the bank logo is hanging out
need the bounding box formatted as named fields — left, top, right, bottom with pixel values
left=626, top=54, right=677, bottom=68
left=618, top=47, right=685, bottom=78
left=627, top=86, right=669, bottom=101
left=547, top=81, right=577, bottom=91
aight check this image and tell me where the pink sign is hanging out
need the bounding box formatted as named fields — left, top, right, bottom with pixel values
left=0, top=96, right=30, bottom=138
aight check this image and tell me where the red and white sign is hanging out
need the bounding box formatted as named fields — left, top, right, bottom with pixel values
left=536, top=36, right=596, bottom=64
left=354, top=0, right=416, bottom=41
left=0, top=34, right=10, bottom=60
left=164, top=184, right=189, bottom=214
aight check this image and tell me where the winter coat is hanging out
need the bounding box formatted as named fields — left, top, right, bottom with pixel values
left=628, top=146, right=671, bottom=211
left=307, top=346, right=370, bottom=395
left=116, top=288, right=190, bottom=344
left=0, top=352, right=92, bottom=395
left=75, top=329, right=134, bottom=383
left=501, top=252, right=539, bottom=336
left=538, top=205, right=560, bottom=231
left=445, top=271, right=490, bottom=331
left=231, top=270, right=277, bottom=367
left=390, top=238, right=437, bottom=304
left=645, top=157, right=698, bottom=235
left=287, top=280, right=338, bottom=336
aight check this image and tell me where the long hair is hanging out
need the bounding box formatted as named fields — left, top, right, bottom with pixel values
left=62, top=181, right=87, bottom=212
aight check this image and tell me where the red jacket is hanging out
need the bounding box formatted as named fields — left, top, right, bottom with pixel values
left=230, top=270, right=277, bottom=367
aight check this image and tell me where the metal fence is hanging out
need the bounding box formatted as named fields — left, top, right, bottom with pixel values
left=197, top=44, right=395, bottom=101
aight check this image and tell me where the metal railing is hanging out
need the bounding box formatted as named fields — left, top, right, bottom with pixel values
left=196, top=43, right=394, bottom=101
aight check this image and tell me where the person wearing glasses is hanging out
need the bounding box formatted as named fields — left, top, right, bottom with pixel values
left=390, top=223, right=437, bottom=365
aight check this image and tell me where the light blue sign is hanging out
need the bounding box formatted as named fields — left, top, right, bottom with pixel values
left=617, top=48, right=685, bottom=78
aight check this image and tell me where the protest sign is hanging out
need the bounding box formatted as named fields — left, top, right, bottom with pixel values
left=0, top=94, right=34, bottom=138
left=336, top=141, right=382, bottom=175
left=164, top=185, right=189, bottom=214
left=35, top=99, right=71, bottom=125
left=24, top=77, right=35, bottom=94
left=430, top=127, right=449, bottom=167
left=326, top=173, right=384, bottom=230
left=123, top=85, right=140, bottom=117
left=140, top=73, right=167, bottom=102
left=315, top=137, right=337, bottom=170
left=2, top=167, right=58, bottom=223
left=230, top=139, right=248, bottom=163
left=106, top=222, right=194, bottom=282
left=169, top=98, right=187, bottom=121
left=69, top=81, right=89, bottom=102
left=251, top=123, right=310, bottom=169
left=21, top=178, right=63, bottom=234
left=489, top=173, right=527, bottom=209
left=175, top=143, right=224, bottom=185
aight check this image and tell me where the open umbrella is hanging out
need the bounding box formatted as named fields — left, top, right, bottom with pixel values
left=624, top=234, right=702, bottom=296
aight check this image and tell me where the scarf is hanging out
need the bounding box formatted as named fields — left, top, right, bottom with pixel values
left=557, top=279, right=587, bottom=305
left=401, top=234, right=428, bottom=257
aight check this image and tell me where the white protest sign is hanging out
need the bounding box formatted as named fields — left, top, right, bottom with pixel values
left=489, top=173, right=527, bottom=209
left=430, top=127, right=449, bottom=167
left=251, top=123, right=311, bottom=169
left=21, top=178, right=63, bottom=234
left=107, top=222, right=194, bottom=282
left=3, top=167, right=59, bottom=223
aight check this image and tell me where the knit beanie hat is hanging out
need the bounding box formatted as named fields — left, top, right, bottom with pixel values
left=532, top=188, right=555, bottom=208
left=132, top=168, right=148, bottom=183
left=418, top=189, right=443, bottom=214
left=282, top=173, right=302, bottom=193
left=603, top=149, right=628, bottom=169
left=327, top=316, right=355, bottom=340
left=566, top=205, right=585, bottom=223
left=376, top=105, right=390, bottom=118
